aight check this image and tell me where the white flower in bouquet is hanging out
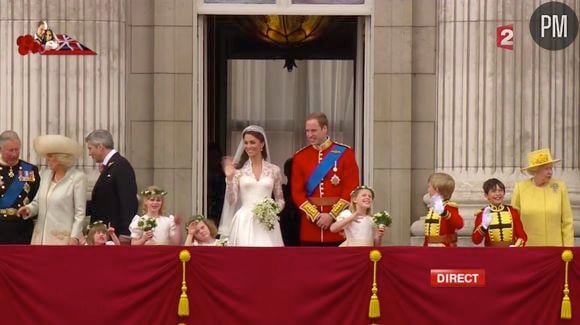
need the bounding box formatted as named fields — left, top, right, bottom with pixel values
left=372, top=211, right=392, bottom=229
left=137, top=216, right=157, bottom=232
left=252, top=197, right=280, bottom=231
left=216, top=238, right=229, bottom=246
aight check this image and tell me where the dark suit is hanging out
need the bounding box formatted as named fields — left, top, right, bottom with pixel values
left=88, top=152, right=138, bottom=236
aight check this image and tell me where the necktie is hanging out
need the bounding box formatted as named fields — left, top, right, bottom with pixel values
left=99, top=164, right=105, bottom=174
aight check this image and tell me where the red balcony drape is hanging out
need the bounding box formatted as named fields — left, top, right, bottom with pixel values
left=0, top=246, right=577, bottom=325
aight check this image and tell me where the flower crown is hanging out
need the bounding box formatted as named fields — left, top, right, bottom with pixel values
left=185, top=214, right=206, bottom=230
left=351, top=185, right=375, bottom=198
left=86, top=220, right=106, bottom=233
left=140, top=188, right=168, bottom=197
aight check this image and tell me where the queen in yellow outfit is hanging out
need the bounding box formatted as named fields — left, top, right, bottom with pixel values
left=511, top=148, right=574, bottom=246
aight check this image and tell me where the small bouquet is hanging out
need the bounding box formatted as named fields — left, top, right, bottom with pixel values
left=216, top=238, right=229, bottom=247
left=372, top=211, right=392, bottom=229
left=252, top=197, right=280, bottom=231
left=137, top=216, right=157, bottom=232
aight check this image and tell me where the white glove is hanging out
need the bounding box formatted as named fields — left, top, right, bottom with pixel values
left=481, top=207, right=492, bottom=229
left=431, top=195, right=445, bottom=215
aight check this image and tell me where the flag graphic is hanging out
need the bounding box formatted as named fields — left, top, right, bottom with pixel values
left=42, top=34, right=96, bottom=55
left=16, top=34, right=96, bottom=56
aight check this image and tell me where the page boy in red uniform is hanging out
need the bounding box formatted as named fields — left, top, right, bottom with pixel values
left=472, top=178, right=527, bottom=247
left=424, top=172, right=463, bottom=247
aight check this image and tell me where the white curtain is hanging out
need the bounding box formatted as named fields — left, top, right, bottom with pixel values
left=226, top=59, right=355, bottom=170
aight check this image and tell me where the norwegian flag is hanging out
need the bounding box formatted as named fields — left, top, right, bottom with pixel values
left=42, top=34, right=96, bottom=55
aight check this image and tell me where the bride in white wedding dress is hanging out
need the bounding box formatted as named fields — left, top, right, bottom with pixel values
left=218, top=125, right=285, bottom=246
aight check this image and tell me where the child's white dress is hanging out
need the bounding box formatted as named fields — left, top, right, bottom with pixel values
left=192, top=238, right=228, bottom=246
left=85, top=241, right=116, bottom=246
left=336, top=210, right=376, bottom=246
left=129, top=214, right=177, bottom=245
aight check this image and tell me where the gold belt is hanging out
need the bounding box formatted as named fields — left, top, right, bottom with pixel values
left=426, top=233, right=458, bottom=245
left=308, top=197, right=339, bottom=206
left=489, top=241, right=512, bottom=247
left=0, top=208, right=18, bottom=216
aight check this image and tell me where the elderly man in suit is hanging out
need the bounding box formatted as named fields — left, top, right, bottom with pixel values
left=0, top=130, right=40, bottom=244
left=85, top=130, right=137, bottom=243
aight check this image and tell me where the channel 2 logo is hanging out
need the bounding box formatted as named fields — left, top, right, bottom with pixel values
left=497, top=25, right=514, bottom=50
left=497, top=1, right=579, bottom=51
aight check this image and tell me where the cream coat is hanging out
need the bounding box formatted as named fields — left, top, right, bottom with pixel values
left=26, top=168, right=87, bottom=245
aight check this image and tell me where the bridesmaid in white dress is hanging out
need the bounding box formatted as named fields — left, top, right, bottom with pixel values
left=219, top=125, right=285, bottom=246
left=330, top=186, right=385, bottom=247
left=184, top=217, right=228, bottom=246
left=129, top=186, right=181, bottom=245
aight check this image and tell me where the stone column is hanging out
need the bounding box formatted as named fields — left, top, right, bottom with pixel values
left=373, top=0, right=414, bottom=245
left=0, top=0, right=128, bottom=188
left=411, top=0, right=580, bottom=246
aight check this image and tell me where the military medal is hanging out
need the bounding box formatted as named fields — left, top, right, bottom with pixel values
left=8, top=167, right=14, bottom=178
left=330, top=161, right=340, bottom=185
left=24, top=183, right=30, bottom=193
left=331, top=174, right=341, bottom=185
left=23, top=198, right=30, bottom=205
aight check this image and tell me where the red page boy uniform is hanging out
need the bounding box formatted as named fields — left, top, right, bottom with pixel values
left=292, top=138, right=359, bottom=246
left=423, top=198, right=463, bottom=247
left=472, top=204, right=527, bottom=247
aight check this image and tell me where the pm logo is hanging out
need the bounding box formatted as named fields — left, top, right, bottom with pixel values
left=497, top=24, right=514, bottom=50
left=529, top=1, right=579, bottom=50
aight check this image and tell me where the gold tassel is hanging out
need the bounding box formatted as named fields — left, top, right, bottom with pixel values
left=369, top=250, right=382, bottom=319
left=178, top=250, right=191, bottom=317
left=561, top=250, right=573, bottom=320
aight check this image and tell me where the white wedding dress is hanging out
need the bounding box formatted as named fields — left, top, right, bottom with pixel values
left=226, top=159, right=285, bottom=246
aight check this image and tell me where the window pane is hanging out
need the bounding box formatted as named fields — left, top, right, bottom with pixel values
left=205, top=0, right=275, bottom=3
left=292, top=0, right=364, bottom=4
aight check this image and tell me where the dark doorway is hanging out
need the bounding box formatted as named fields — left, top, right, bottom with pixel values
left=205, top=15, right=359, bottom=238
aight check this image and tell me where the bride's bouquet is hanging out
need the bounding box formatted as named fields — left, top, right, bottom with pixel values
left=372, top=211, right=392, bottom=229
left=252, top=197, right=280, bottom=231
left=137, top=215, right=157, bottom=232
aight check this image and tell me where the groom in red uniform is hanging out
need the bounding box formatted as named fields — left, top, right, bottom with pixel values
left=291, top=112, right=360, bottom=246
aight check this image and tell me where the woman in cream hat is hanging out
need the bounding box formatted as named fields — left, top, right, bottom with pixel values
left=510, top=148, right=573, bottom=246
left=17, top=135, right=87, bottom=245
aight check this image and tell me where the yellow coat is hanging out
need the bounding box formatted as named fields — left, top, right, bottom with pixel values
left=511, top=178, right=574, bottom=246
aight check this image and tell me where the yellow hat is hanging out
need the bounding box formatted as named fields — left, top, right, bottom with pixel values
left=33, top=134, right=82, bottom=159
left=522, top=148, right=560, bottom=171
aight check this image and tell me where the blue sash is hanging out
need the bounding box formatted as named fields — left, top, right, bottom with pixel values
left=306, top=144, right=346, bottom=197
left=0, top=161, right=34, bottom=209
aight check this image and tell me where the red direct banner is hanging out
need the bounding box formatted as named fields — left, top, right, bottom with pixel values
left=430, top=269, right=486, bottom=287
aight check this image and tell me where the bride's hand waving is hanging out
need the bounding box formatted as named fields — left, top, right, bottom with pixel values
left=222, top=156, right=235, bottom=179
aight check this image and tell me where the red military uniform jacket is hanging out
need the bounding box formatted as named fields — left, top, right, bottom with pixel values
left=472, top=205, right=527, bottom=247
left=291, top=138, right=359, bottom=245
left=423, top=202, right=463, bottom=247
